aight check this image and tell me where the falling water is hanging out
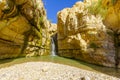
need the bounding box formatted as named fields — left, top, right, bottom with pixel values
left=51, top=37, right=56, bottom=56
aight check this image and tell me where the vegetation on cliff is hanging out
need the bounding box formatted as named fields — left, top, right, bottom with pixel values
left=87, top=0, right=107, bottom=19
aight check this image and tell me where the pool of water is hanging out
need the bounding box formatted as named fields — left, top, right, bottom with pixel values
left=0, top=55, right=120, bottom=78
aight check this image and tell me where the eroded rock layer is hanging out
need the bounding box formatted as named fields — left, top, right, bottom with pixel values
left=0, top=0, right=50, bottom=59
left=57, top=0, right=120, bottom=67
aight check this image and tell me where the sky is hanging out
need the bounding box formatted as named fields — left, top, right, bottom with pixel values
left=43, top=0, right=83, bottom=23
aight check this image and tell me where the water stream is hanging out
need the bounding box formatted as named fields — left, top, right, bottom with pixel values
left=51, top=37, right=56, bottom=56
left=51, top=33, right=58, bottom=56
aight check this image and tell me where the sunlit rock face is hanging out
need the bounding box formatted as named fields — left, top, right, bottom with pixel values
left=103, top=0, right=120, bottom=32
left=57, top=1, right=116, bottom=67
left=0, top=0, right=49, bottom=59
left=49, top=23, right=57, bottom=36
left=0, top=0, right=31, bottom=59
left=24, top=0, right=50, bottom=56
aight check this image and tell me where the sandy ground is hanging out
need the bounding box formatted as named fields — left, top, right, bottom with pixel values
left=0, top=62, right=119, bottom=80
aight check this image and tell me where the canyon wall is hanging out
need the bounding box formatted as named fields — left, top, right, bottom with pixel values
left=0, top=0, right=50, bottom=59
left=57, top=0, right=120, bottom=68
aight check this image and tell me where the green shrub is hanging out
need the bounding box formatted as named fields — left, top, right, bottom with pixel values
left=87, top=0, right=108, bottom=19
left=111, top=0, right=117, bottom=5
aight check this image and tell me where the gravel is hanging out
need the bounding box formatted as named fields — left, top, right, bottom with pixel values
left=0, top=62, right=119, bottom=80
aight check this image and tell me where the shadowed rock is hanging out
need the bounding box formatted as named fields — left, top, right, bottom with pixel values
left=0, top=0, right=50, bottom=59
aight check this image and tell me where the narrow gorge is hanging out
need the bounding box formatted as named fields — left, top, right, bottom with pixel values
left=0, top=0, right=120, bottom=68
left=0, top=0, right=120, bottom=74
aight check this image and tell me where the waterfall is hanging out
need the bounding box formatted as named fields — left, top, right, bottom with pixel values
left=51, top=37, right=56, bottom=56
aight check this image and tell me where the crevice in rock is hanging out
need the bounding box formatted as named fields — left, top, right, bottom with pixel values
left=114, top=32, right=119, bottom=69
left=20, top=31, right=31, bottom=55
left=0, top=38, right=20, bottom=46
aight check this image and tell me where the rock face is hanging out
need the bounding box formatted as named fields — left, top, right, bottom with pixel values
left=57, top=1, right=118, bottom=67
left=49, top=23, right=57, bottom=36
left=0, top=0, right=49, bottom=59
left=24, top=0, right=50, bottom=56
left=0, top=15, right=31, bottom=59
left=103, top=0, right=120, bottom=31
left=102, top=0, right=120, bottom=68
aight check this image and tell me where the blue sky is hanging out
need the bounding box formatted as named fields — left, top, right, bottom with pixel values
left=43, top=0, right=83, bottom=23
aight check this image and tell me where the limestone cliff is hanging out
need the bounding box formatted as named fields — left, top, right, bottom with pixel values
left=103, top=0, right=120, bottom=31
left=57, top=0, right=120, bottom=68
left=49, top=23, right=57, bottom=36
left=102, top=0, right=120, bottom=68
left=0, top=0, right=50, bottom=59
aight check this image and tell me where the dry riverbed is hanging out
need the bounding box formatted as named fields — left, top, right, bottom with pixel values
left=0, top=62, right=119, bottom=80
